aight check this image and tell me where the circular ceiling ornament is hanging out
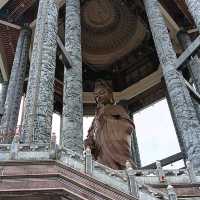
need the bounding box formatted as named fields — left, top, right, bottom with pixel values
left=81, top=0, right=147, bottom=70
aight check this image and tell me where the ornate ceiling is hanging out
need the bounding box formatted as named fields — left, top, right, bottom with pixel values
left=0, top=0, right=197, bottom=114
left=81, top=0, right=146, bottom=68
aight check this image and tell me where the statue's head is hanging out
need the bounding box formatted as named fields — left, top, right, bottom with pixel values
left=94, top=80, right=114, bottom=105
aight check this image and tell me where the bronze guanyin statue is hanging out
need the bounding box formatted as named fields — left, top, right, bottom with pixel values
left=84, top=80, right=136, bottom=170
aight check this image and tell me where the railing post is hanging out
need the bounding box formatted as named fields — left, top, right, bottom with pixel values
left=126, top=160, right=139, bottom=198
left=186, top=160, right=197, bottom=183
left=167, top=185, right=177, bottom=200
left=156, top=161, right=166, bottom=183
left=10, top=133, right=20, bottom=160
left=49, top=132, right=57, bottom=159
left=84, top=147, right=93, bottom=175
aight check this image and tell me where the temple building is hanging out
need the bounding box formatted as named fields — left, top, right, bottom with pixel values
left=0, top=0, right=200, bottom=199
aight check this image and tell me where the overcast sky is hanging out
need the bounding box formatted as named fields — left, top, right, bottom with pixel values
left=134, top=99, right=184, bottom=168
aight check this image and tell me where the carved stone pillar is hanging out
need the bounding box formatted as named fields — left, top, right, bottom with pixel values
left=177, top=30, right=200, bottom=93
left=177, top=30, right=200, bottom=120
left=0, top=82, right=8, bottom=121
left=129, top=113, right=141, bottom=168
left=165, top=85, right=186, bottom=160
left=185, top=0, right=200, bottom=32
left=22, top=0, right=58, bottom=143
left=61, top=0, right=83, bottom=153
left=131, top=130, right=141, bottom=168
left=1, top=28, right=31, bottom=143
left=143, top=0, right=200, bottom=168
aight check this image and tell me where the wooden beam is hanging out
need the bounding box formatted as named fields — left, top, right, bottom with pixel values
left=0, top=20, right=21, bottom=30
left=0, top=38, right=9, bottom=81
left=142, top=152, right=183, bottom=169
left=159, top=3, right=180, bottom=33
left=56, top=35, right=72, bottom=69
left=83, top=67, right=163, bottom=104
left=159, top=3, right=182, bottom=53
left=187, top=28, right=198, bottom=34
left=174, top=0, right=194, bottom=25
left=57, top=0, right=65, bottom=8
left=0, top=53, right=8, bottom=81
left=54, top=67, right=162, bottom=106
left=0, top=0, right=9, bottom=9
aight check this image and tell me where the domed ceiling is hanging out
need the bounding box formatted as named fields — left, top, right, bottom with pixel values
left=81, top=0, right=147, bottom=70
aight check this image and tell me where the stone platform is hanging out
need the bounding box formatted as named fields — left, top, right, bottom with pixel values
left=0, top=141, right=199, bottom=199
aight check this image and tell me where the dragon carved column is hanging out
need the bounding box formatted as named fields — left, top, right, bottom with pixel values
left=143, top=0, right=200, bottom=168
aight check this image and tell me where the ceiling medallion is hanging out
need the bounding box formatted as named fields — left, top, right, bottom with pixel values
left=81, top=0, right=146, bottom=70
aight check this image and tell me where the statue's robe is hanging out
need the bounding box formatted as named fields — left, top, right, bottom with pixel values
left=84, top=104, right=135, bottom=170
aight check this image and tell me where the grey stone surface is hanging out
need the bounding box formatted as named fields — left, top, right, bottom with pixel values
left=177, top=31, right=200, bottom=93
left=186, top=160, right=198, bottom=183
left=143, top=0, right=200, bottom=169
left=129, top=112, right=141, bottom=168
left=177, top=30, right=200, bottom=120
left=22, top=0, right=58, bottom=143
left=126, top=165, right=139, bottom=197
left=175, top=35, right=200, bottom=70
left=0, top=28, right=31, bottom=143
left=61, top=0, right=83, bottom=153
left=156, top=161, right=166, bottom=183
left=59, top=147, right=85, bottom=173
left=49, top=132, right=59, bottom=159
left=185, top=0, right=200, bottom=32
left=85, top=147, right=92, bottom=175
left=9, top=134, right=20, bottom=160
left=165, top=89, right=187, bottom=160
left=132, top=129, right=141, bottom=168
left=167, top=185, right=177, bottom=200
